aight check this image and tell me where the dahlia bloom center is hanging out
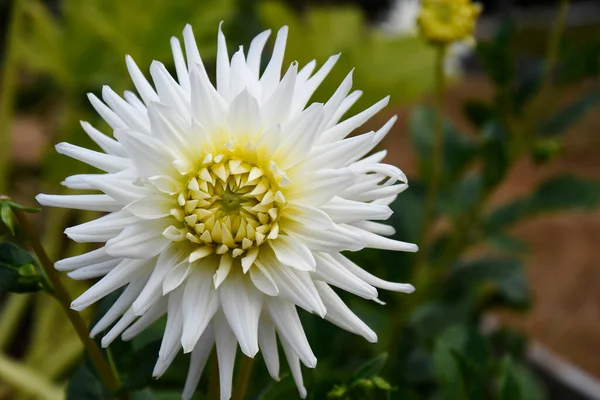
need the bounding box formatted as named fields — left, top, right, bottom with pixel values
left=164, top=153, right=285, bottom=259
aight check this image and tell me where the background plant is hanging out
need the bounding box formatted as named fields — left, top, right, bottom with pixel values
left=0, top=0, right=599, bottom=399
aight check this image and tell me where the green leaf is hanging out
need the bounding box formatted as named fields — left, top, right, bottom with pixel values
left=352, top=353, right=388, bottom=380
left=487, top=234, right=529, bottom=254
left=258, top=374, right=298, bottom=400
left=433, top=325, right=491, bottom=400
left=1, top=203, right=15, bottom=235
left=476, top=19, right=515, bottom=87
left=3, top=200, right=41, bottom=213
left=539, top=90, right=600, bottom=137
left=66, top=363, right=111, bottom=400
left=480, top=121, right=509, bottom=189
left=118, top=340, right=161, bottom=393
left=409, top=106, right=476, bottom=184
left=463, top=100, right=495, bottom=129
left=499, top=357, right=522, bottom=400
left=446, top=258, right=531, bottom=309
left=532, top=174, right=600, bottom=212
left=0, top=242, right=44, bottom=293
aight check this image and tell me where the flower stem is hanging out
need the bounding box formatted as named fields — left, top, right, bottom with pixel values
left=232, top=356, right=254, bottom=400
left=416, top=45, right=447, bottom=265
left=10, top=205, right=121, bottom=394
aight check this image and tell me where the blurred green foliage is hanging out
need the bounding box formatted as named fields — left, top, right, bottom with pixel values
left=1, top=1, right=600, bottom=400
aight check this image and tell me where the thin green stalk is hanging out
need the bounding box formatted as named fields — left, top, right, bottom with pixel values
left=0, top=353, right=63, bottom=400
left=0, top=0, right=24, bottom=193
left=232, top=357, right=254, bottom=400
left=415, top=45, right=447, bottom=266
left=542, top=0, right=569, bottom=85
left=0, top=294, right=30, bottom=349
left=10, top=205, right=121, bottom=395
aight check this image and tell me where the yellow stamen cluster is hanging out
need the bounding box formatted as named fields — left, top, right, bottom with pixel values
left=165, top=154, right=284, bottom=260
left=418, top=0, right=482, bottom=45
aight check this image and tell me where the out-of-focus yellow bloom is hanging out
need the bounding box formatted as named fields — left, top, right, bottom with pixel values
left=418, top=0, right=482, bottom=45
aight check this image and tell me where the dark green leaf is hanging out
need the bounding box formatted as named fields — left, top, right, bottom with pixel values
left=409, top=106, right=476, bottom=184
left=442, top=173, right=483, bottom=217
left=3, top=200, right=41, bottom=213
left=499, top=357, right=522, bottom=400
left=258, top=374, right=298, bottom=400
left=532, top=175, right=600, bottom=212
left=0, top=203, right=15, bottom=235
left=480, top=121, right=509, bottom=189
left=66, top=363, right=111, bottom=400
left=352, top=353, right=388, bottom=380
left=539, top=90, right=600, bottom=137
left=0, top=242, right=44, bottom=293
left=487, top=234, right=529, bottom=254
left=446, top=258, right=531, bottom=309
left=119, top=340, right=161, bottom=393
left=433, top=325, right=491, bottom=400
left=410, top=298, right=476, bottom=341
left=513, top=61, right=544, bottom=113
left=476, top=19, right=515, bottom=87
left=463, top=100, right=495, bottom=129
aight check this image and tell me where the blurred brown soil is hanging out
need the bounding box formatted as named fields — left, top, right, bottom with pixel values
left=9, top=75, right=600, bottom=378
left=379, top=75, right=600, bottom=379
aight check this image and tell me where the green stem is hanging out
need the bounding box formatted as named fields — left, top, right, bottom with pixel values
left=415, top=45, right=447, bottom=266
left=543, top=0, right=569, bottom=85
left=10, top=205, right=121, bottom=395
left=0, top=0, right=24, bottom=193
left=232, top=356, right=254, bottom=400
left=0, top=294, right=30, bottom=349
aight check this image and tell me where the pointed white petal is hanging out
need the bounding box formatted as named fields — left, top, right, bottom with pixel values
left=214, top=311, right=237, bottom=400
left=258, top=314, right=280, bottom=380
left=268, top=235, right=316, bottom=272
left=183, top=326, right=215, bottom=400
left=36, top=194, right=121, bottom=212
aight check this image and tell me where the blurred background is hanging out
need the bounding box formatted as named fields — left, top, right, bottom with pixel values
left=0, top=0, right=599, bottom=399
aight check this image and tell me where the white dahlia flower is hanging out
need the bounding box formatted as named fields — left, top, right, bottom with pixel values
left=380, top=0, right=473, bottom=76
left=37, top=24, right=416, bottom=399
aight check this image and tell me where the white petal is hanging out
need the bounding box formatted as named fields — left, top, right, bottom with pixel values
left=105, top=220, right=171, bottom=259
left=214, top=311, right=237, bottom=400
left=122, top=297, right=168, bottom=341
left=266, top=298, right=316, bottom=368
left=101, top=308, right=137, bottom=347
left=249, top=263, right=279, bottom=296
left=133, top=246, right=185, bottom=315
left=262, top=61, right=297, bottom=129
left=320, top=96, right=389, bottom=143
left=102, top=85, right=150, bottom=133
left=67, top=259, right=119, bottom=280
left=162, top=260, right=192, bottom=295
left=280, top=336, right=308, bottom=399
left=90, top=277, right=148, bottom=337
left=87, top=93, right=127, bottom=130
left=291, top=53, right=340, bottom=115
left=113, top=128, right=177, bottom=177
left=125, top=55, right=160, bottom=105
left=71, top=259, right=148, bottom=311
left=149, top=61, right=189, bottom=118
left=344, top=224, right=418, bottom=252
left=315, top=281, right=377, bottom=343
left=183, top=326, right=215, bottom=400
left=80, top=121, right=127, bottom=157
left=55, top=247, right=112, bottom=271
left=154, top=288, right=184, bottom=377
left=64, top=211, right=138, bottom=242
left=332, top=253, right=416, bottom=293
left=268, top=235, right=316, bottom=272
left=170, top=37, right=190, bottom=92
left=181, top=264, right=220, bottom=353
left=219, top=272, right=262, bottom=357
left=216, top=22, right=230, bottom=97
left=247, top=29, right=271, bottom=79
left=228, top=89, right=261, bottom=137
left=260, top=26, right=288, bottom=100
left=320, top=197, right=392, bottom=224
left=36, top=194, right=121, bottom=212
left=257, top=314, right=280, bottom=380
left=125, top=196, right=175, bottom=219
left=313, top=253, right=378, bottom=300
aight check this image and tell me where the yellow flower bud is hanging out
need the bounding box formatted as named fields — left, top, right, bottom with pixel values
left=418, top=0, right=482, bottom=45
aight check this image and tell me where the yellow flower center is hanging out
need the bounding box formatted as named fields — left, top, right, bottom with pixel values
left=166, top=154, right=285, bottom=259
left=418, top=0, right=481, bottom=44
